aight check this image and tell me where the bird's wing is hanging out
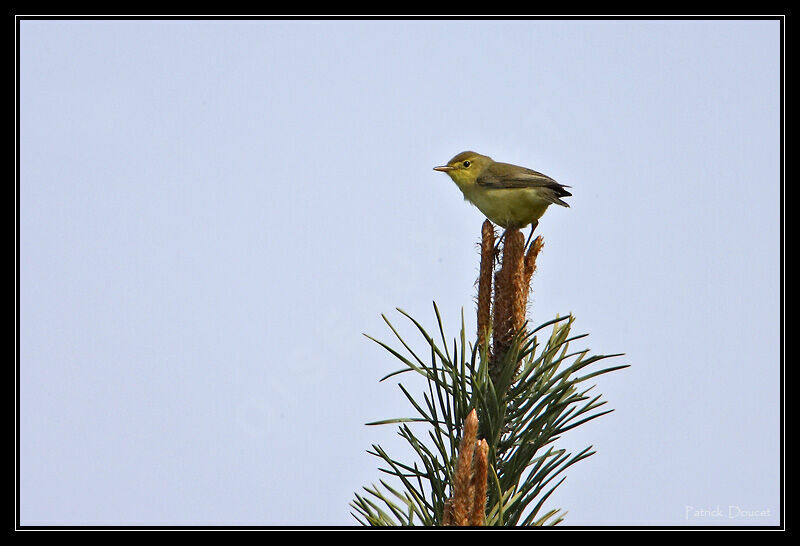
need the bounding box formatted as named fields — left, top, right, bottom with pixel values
left=476, top=162, right=572, bottom=207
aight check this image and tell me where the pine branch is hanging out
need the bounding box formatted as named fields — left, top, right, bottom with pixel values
left=352, top=222, right=628, bottom=526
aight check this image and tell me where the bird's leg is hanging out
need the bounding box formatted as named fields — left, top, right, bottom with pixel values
left=493, top=229, right=508, bottom=262
left=524, top=221, right=539, bottom=251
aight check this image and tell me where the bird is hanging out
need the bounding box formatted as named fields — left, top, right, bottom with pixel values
left=433, top=151, right=571, bottom=246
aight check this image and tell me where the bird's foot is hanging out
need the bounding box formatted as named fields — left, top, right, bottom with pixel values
left=524, top=221, right=539, bottom=251
left=493, top=230, right=508, bottom=263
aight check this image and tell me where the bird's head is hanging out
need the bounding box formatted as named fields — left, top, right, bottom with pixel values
left=433, top=151, right=493, bottom=186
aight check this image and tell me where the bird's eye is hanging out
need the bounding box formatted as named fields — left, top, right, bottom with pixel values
left=463, top=160, right=471, bottom=167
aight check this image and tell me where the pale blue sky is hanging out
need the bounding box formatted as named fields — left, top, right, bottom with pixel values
left=19, top=19, right=781, bottom=526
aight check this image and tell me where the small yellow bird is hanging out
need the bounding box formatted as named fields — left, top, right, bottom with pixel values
left=434, top=151, right=571, bottom=234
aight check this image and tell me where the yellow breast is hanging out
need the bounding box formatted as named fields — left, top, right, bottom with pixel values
left=461, top=186, right=551, bottom=229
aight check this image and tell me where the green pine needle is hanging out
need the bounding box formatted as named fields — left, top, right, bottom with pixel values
left=351, top=304, right=627, bottom=526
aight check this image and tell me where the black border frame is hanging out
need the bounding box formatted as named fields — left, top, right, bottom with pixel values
left=13, top=13, right=786, bottom=532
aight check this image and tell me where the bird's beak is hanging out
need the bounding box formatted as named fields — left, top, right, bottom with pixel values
left=433, top=166, right=454, bottom=172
